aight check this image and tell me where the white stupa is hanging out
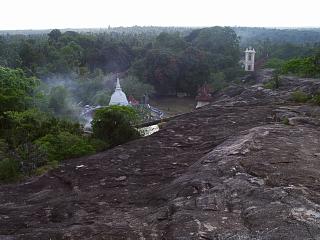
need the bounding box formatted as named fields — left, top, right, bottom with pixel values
left=109, top=77, right=129, bottom=106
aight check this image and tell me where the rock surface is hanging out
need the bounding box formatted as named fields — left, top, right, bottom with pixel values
left=1, top=70, right=320, bottom=239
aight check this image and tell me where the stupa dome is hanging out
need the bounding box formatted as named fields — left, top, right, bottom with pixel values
left=109, top=78, right=129, bottom=106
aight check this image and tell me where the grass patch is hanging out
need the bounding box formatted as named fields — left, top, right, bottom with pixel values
left=282, top=117, right=290, bottom=125
left=291, top=91, right=311, bottom=103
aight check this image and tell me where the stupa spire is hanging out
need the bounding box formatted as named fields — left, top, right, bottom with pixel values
left=116, top=77, right=121, bottom=90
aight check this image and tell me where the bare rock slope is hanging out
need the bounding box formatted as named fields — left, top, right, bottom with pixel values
left=1, top=71, right=320, bottom=239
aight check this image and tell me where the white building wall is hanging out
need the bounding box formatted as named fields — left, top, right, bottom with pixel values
left=244, top=47, right=256, bottom=72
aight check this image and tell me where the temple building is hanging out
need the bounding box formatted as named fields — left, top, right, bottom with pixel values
left=244, top=47, right=256, bottom=71
left=195, top=84, right=213, bottom=108
left=109, top=77, right=129, bottom=106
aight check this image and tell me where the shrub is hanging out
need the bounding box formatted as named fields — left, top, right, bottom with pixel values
left=0, top=139, right=20, bottom=182
left=263, top=74, right=281, bottom=90
left=291, top=91, right=311, bottom=103
left=92, top=106, right=140, bottom=147
left=281, top=56, right=320, bottom=78
left=0, top=109, right=82, bottom=147
left=36, top=132, right=95, bottom=162
left=14, top=142, right=48, bottom=176
left=311, top=93, right=320, bottom=105
left=264, top=58, right=285, bottom=69
left=34, top=161, right=58, bottom=176
left=87, top=137, right=109, bottom=152
left=282, top=117, right=290, bottom=125
left=0, top=158, right=20, bottom=182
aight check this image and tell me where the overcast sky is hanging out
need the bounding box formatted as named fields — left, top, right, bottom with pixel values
left=1, top=0, right=320, bottom=30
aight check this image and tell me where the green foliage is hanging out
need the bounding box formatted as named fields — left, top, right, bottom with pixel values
left=140, top=48, right=180, bottom=95
left=291, top=91, right=311, bottom=103
left=87, top=137, right=110, bottom=152
left=290, top=91, right=320, bottom=105
left=281, top=55, right=320, bottom=78
left=189, top=27, right=240, bottom=66
left=154, top=32, right=188, bottom=52
left=0, top=67, right=39, bottom=115
left=234, top=27, right=320, bottom=46
left=14, top=142, right=48, bottom=176
left=92, top=90, right=111, bottom=106
left=0, top=158, right=20, bottom=182
left=282, top=117, right=290, bottom=125
left=73, top=68, right=108, bottom=105
left=48, top=85, right=74, bottom=117
left=311, top=93, right=320, bottom=105
left=0, top=139, right=20, bottom=182
left=36, top=132, right=95, bottom=162
left=48, top=29, right=62, bottom=43
left=178, top=47, right=210, bottom=96
left=130, top=26, right=241, bottom=96
left=208, top=72, right=228, bottom=90
left=122, top=75, right=155, bottom=100
left=0, top=109, right=81, bottom=147
left=92, top=106, right=140, bottom=147
left=263, top=74, right=282, bottom=90
left=0, top=27, right=244, bottom=98
left=0, top=139, right=10, bottom=161
left=34, top=161, right=58, bottom=176
left=264, top=58, right=286, bottom=69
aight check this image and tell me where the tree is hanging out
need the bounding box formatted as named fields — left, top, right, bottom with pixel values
left=122, top=75, right=154, bottom=100
left=48, top=86, right=70, bottom=116
left=154, top=32, right=188, bottom=52
left=60, top=41, right=83, bottom=70
left=178, top=47, right=210, bottom=96
left=48, top=29, right=62, bottom=43
left=0, top=67, right=39, bottom=115
left=92, top=106, right=140, bottom=147
left=142, top=49, right=180, bottom=95
left=188, top=27, right=239, bottom=59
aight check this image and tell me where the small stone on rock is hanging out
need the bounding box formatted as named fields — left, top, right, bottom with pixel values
left=115, top=176, right=127, bottom=181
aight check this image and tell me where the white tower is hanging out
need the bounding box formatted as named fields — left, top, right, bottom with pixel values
left=109, top=77, right=129, bottom=106
left=245, top=47, right=256, bottom=71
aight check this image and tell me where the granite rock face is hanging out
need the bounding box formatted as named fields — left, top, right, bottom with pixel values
left=1, top=71, right=320, bottom=239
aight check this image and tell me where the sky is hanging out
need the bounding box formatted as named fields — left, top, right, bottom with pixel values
left=0, top=0, right=320, bottom=30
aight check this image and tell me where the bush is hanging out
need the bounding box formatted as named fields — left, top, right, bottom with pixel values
left=291, top=91, right=311, bottom=103
left=0, top=109, right=82, bottom=147
left=263, top=74, right=281, bottom=90
left=36, top=132, right=95, bottom=162
left=87, top=137, right=110, bottom=152
left=92, top=106, right=140, bottom=147
left=311, top=93, right=320, bottom=105
left=0, top=139, right=20, bottom=182
left=282, top=117, right=290, bottom=125
left=14, top=142, right=48, bottom=176
left=281, top=56, right=320, bottom=78
left=0, top=158, right=20, bottom=182
left=264, top=58, right=285, bottom=69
